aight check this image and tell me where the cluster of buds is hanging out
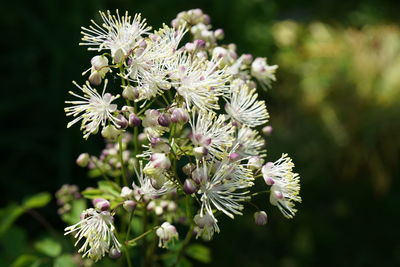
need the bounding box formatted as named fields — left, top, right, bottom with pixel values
left=62, top=8, right=302, bottom=263
left=55, top=184, right=81, bottom=215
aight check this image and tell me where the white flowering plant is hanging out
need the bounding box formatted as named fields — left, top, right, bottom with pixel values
left=61, top=9, right=301, bottom=266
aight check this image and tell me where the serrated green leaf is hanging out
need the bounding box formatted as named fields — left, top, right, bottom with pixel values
left=54, top=254, right=75, bottom=267
left=34, top=237, right=62, bottom=257
left=22, top=192, right=51, bottom=209
left=11, top=254, right=39, bottom=267
left=185, top=244, right=211, bottom=263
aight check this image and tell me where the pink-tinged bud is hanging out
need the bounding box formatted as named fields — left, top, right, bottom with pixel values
left=93, top=198, right=110, bottom=211
left=262, top=125, right=273, bottom=136
left=185, top=42, right=196, bottom=52
left=203, top=14, right=211, bottom=24
left=123, top=200, right=137, bottom=212
left=158, top=113, right=171, bottom=127
left=76, top=153, right=90, bottom=167
left=242, top=54, right=253, bottom=65
left=91, top=55, right=109, bottom=70
left=194, top=39, right=206, bottom=49
left=192, top=167, right=208, bottom=184
left=138, top=39, right=147, bottom=49
left=254, top=211, right=268, bottom=226
left=122, top=85, right=140, bottom=101
left=229, top=152, right=240, bottom=161
left=273, top=190, right=283, bottom=200
left=248, top=156, right=264, bottom=170
left=116, top=114, right=128, bottom=129
left=264, top=177, right=275, bottom=186
left=88, top=71, right=102, bottom=86
left=150, top=153, right=171, bottom=169
left=171, top=108, right=189, bottom=124
left=128, top=113, right=141, bottom=127
left=138, top=133, right=147, bottom=142
left=183, top=179, right=198, bottom=194
left=120, top=186, right=133, bottom=198
left=109, top=247, right=122, bottom=259
left=214, top=29, right=224, bottom=40
left=182, top=163, right=195, bottom=176
left=193, top=146, right=208, bottom=159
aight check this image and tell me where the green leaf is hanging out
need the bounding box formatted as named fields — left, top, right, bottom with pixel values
left=34, top=237, right=62, bottom=257
left=54, top=254, right=75, bottom=267
left=0, top=203, right=25, bottom=236
left=22, top=192, right=51, bottom=209
left=61, top=199, right=86, bottom=225
left=185, top=243, right=212, bottom=263
left=0, top=226, right=28, bottom=263
left=11, top=255, right=39, bottom=267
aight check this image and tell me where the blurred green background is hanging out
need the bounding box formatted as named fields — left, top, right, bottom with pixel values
left=2, top=0, right=400, bottom=266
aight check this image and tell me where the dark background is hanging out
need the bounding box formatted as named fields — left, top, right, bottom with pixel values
left=2, top=0, right=400, bottom=266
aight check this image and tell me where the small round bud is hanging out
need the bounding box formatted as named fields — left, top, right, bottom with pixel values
left=112, top=48, right=125, bottom=63
left=262, top=125, right=273, bottom=136
left=229, top=152, right=240, bottom=161
left=122, top=86, right=139, bottom=101
left=120, top=186, right=133, bottom=198
left=101, top=125, right=121, bottom=140
left=192, top=167, right=208, bottom=184
left=185, top=42, right=196, bottom=52
left=138, top=133, right=147, bottom=142
left=91, top=55, right=108, bottom=70
left=183, top=179, right=198, bottom=194
left=116, top=115, right=128, bottom=129
left=242, top=54, right=253, bottom=65
left=171, top=108, right=189, bottom=124
left=158, top=113, right=171, bottom=127
left=182, top=163, right=195, bottom=176
left=214, top=29, right=224, bottom=40
left=254, top=211, right=268, bottom=226
left=193, top=146, right=208, bottom=159
left=248, top=156, right=264, bottom=170
left=150, top=153, right=171, bottom=169
left=76, top=153, right=90, bottom=167
left=128, top=113, right=141, bottom=127
left=123, top=200, right=137, bottom=212
left=93, top=198, right=110, bottom=211
left=194, top=39, right=206, bottom=49
left=88, top=71, right=102, bottom=86
left=109, top=247, right=122, bottom=259
left=273, top=190, right=283, bottom=199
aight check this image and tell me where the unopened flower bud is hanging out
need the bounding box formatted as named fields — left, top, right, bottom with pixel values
left=128, top=113, right=141, bottom=127
left=116, top=114, right=128, bottom=129
left=123, top=200, right=137, bottom=212
left=182, top=163, right=195, bottom=176
left=89, top=71, right=102, bottom=86
left=185, top=42, right=196, bottom=52
left=192, top=167, right=208, bottom=184
left=183, top=179, right=198, bottom=194
left=229, top=152, right=240, bottom=161
left=109, top=247, right=122, bottom=259
left=150, top=153, right=171, bottom=169
left=91, top=55, right=109, bottom=70
left=248, top=156, right=264, bottom=170
left=262, top=125, right=273, bottom=135
left=76, top=153, right=90, bottom=167
left=171, top=108, right=189, bottom=124
left=214, top=29, right=224, bottom=40
left=122, top=86, right=139, bottom=101
left=101, top=125, right=121, bottom=140
left=156, top=222, right=178, bottom=248
left=193, top=146, right=208, bottom=159
left=93, top=198, right=110, bottom=211
left=158, top=114, right=171, bottom=127
left=120, top=186, right=133, bottom=198
left=112, top=48, right=125, bottom=63
left=273, top=190, right=283, bottom=199
left=242, top=54, right=253, bottom=65
left=194, top=39, right=206, bottom=49
left=254, top=211, right=268, bottom=226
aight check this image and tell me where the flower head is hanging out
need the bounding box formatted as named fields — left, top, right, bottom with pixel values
left=64, top=208, right=121, bottom=262
left=156, top=222, right=178, bottom=248
left=234, top=127, right=266, bottom=158
left=65, top=80, right=120, bottom=139
left=80, top=10, right=151, bottom=62
left=251, top=57, right=278, bottom=89
left=194, top=212, right=220, bottom=241
left=262, top=154, right=301, bottom=218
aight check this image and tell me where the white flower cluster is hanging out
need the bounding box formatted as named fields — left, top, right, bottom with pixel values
left=64, top=9, right=301, bottom=261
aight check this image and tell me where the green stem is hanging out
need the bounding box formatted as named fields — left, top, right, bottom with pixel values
left=126, top=226, right=158, bottom=246
left=172, top=225, right=194, bottom=267
left=118, top=135, right=128, bottom=186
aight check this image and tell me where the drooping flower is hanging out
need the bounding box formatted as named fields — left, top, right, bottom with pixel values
left=80, top=10, right=151, bottom=62
left=64, top=80, right=120, bottom=139
left=156, top=222, right=179, bottom=248
left=193, top=212, right=220, bottom=241
left=197, top=159, right=254, bottom=219
left=251, top=57, right=278, bottom=89
left=189, top=110, right=234, bottom=159
left=225, top=84, right=269, bottom=127
left=169, top=53, right=231, bottom=111
left=64, top=208, right=121, bottom=262
left=262, top=154, right=301, bottom=219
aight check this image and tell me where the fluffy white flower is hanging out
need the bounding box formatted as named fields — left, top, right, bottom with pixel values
left=225, top=84, right=269, bottom=127
left=262, top=154, right=301, bottom=219
left=80, top=10, right=151, bottom=62
left=251, top=57, right=278, bottom=89
left=189, top=110, right=234, bottom=159
left=169, top=53, right=231, bottom=111
left=234, top=127, right=266, bottom=157
left=197, top=159, right=254, bottom=219
left=156, top=222, right=178, bottom=248
left=64, top=208, right=121, bottom=262
left=64, top=80, right=120, bottom=139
